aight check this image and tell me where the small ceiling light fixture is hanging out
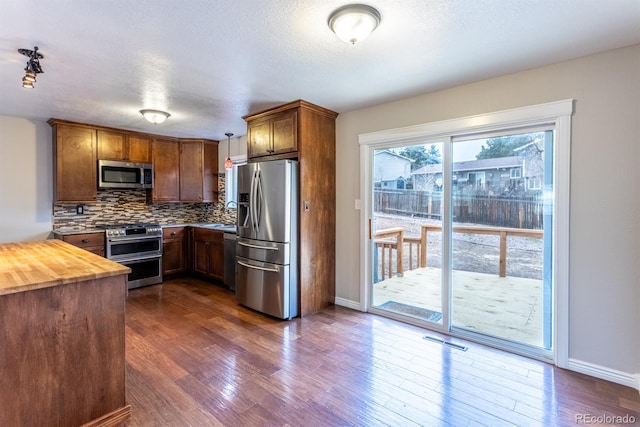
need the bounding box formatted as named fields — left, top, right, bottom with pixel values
left=224, top=132, right=234, bottom=170
left=140, top=109, right=171, bottom=124
left=328, top=4, right=381, bottom=45
left=18, top=46, right=44, bottom=88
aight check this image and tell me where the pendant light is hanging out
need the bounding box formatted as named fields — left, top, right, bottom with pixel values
left=224, top=132, right=233, bottom=170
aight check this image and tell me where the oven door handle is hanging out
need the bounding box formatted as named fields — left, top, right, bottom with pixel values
left=114, top=254, right=162, bottom=263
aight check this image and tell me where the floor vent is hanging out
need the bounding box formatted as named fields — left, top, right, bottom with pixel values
left=423, top=335, right=468, bottom=351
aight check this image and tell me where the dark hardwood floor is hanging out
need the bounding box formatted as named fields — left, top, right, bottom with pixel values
left=123, top=277, right=640, bottom=426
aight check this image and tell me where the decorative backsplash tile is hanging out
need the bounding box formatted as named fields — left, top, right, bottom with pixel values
left=53, top=174, right=236, bottom=231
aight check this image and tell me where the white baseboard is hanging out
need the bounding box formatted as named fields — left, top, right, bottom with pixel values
left=567, top=358, right=640, bottom=391
left=334, top=297, right=364, bottom=311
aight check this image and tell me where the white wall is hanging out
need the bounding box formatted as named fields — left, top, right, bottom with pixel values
left=335, top=44, right=640, bottom=382
left=0, top=117, right=52, bottom=242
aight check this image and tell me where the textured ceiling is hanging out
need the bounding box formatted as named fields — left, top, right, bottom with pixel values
left=1, top=0, right=639, bottom=141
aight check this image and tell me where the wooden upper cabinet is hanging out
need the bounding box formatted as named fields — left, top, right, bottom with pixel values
left=151, top=138, right=180, bottom=202
left=97, top=130, right=151, bottom=163
left=149, top=138, right=218, bottom=203
left=127, top=135, right=152, bottom=163
left=272, top=110, right=297, bottom=154
left=246, top=109, right=297, bottom=159
left=49, top=120, right=97, bottom=203
left=179, top=139, right=219, bottom=203
left=48, top=118, right=215, bottom=205
left=179, top=140, right=204, bottom=202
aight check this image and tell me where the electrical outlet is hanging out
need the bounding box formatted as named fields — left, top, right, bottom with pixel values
left=76, top=205, right=84, bottom=215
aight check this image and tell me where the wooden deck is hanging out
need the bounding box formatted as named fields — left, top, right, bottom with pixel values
left=373, top=267, right=544, bottom=347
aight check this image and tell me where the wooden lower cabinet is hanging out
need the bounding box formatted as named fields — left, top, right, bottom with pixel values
left=162, top=227, right=186, bottom=275
left=0, top=242, right=130, bottom=427
left=191, top=228, right=224, bottom=282
left=54, top=231, right=105, bottom=257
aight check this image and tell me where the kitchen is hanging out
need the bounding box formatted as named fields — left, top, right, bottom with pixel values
left=1, top=1, right=640, bottom=426
left=47, top=98, right=336, bottom=317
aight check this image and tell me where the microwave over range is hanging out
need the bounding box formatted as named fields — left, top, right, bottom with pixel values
left=98, top=160, right=153, bottom=189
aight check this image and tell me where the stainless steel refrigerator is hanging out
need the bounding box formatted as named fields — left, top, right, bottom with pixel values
left=235, top=159, right=298, bottom=320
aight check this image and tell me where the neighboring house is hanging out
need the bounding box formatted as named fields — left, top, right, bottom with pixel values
left=513, top=140, right=545, bottom=191
left=412, top=155, right=539, bottom=195
left=373, top=150, right=414, bottom=189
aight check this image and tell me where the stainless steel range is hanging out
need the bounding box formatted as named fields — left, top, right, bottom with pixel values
left=103, top=223, right=163, bottom=289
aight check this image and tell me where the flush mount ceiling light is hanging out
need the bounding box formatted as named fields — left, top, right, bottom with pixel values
left=140, top=109, right=170, bottom=124
left=328, top=4, right=381, bottom=45
left=18, top=46, right=44, bottom=89
left=224, top=132, right=234, bottom=170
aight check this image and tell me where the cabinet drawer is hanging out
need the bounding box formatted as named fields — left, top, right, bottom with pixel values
left=163, top=227, right=185, bottom=240
left=63, top=233, right=105, bottom=248
left=192, top=228, right=224, bottom=243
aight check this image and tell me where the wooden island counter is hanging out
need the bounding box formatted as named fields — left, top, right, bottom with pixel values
left=0, top=239, right=131, bottom=427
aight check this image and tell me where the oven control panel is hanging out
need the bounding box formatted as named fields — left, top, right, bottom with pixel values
left=104, top=224, right=162, bottom=239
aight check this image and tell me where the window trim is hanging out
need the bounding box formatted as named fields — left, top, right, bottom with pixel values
left=224, top=156, right=247, bottom=207
left=358, top=99, right=573, bottom=368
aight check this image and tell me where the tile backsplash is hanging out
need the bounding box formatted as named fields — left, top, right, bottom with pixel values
left=53, top=174, right=236, bottom=231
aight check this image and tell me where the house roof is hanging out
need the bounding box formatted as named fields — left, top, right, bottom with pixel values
left=374, top=150, right=415, bottom=163
left=411, top=156, right=522, bottom=175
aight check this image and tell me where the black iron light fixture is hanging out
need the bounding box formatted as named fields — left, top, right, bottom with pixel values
left=18, top=46, right=44, bottom=89
left=224, top=132, right=234, bottom=170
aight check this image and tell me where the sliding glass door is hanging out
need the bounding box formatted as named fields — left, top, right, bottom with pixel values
left=367, top=125, right=558, bottom=359
left=449, top=130, right=553, bottom=354
left=370, top=142, right=445, bottom=326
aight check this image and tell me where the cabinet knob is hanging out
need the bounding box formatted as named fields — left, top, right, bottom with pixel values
left=170, top=232, right=177, bottom=236
left=81, top=239, right=89, bottom=243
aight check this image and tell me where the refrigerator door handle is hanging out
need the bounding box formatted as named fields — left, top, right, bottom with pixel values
left=249, top=169, right=258, bottom=232
left=238, top=260, right=280, bottom=273
left=255, top=170, right=263, bottom=233
left=238, top=241, right=278, bottom=251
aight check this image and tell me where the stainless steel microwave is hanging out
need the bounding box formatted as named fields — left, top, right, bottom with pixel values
left=98, top=160, right=153, bottom=189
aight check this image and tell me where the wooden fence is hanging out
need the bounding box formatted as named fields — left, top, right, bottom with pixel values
left=374, top=189, right=543, bottom=229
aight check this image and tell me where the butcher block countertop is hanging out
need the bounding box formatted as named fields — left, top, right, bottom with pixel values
left=0, top=239, right=130, bottom=296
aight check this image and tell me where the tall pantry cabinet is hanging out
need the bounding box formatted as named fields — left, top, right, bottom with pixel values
left=243, top=100, right=338, bottom=316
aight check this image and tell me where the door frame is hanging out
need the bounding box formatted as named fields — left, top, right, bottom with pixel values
left=358, top=100, right=573, bottom=367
